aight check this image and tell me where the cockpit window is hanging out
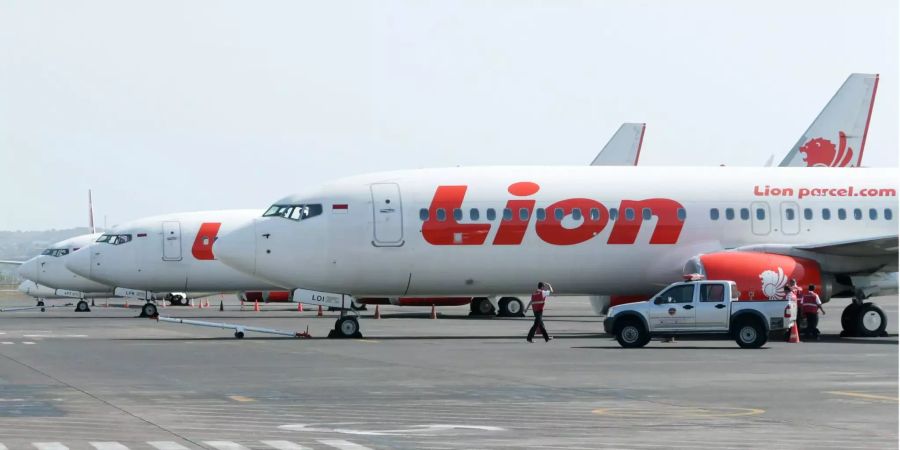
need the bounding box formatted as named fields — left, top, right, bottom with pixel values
left=97, top=234, right=133, bottom=245
left=262, top=204, right=323, bottom=221
left=42, top=248, right=70, bottom=257
left=41, top=249, right=53, bottom=256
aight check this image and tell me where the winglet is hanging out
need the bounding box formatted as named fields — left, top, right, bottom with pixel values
left=779, top=73, right=879, bottom=167
left=591, top=123, right=646, bottom=166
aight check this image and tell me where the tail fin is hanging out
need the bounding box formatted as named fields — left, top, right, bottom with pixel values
left=779, top=73, right=878, bottom=167
left=88, top=189, right=96, bottom=234
left=590, top=123, right=646, bottom=166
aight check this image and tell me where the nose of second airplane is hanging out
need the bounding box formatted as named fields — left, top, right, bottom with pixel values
left=214, top=221, right=257, bottom=276
left=65, top=247, right=92, bottom=278
left=17, top=258, right=39, bottom=282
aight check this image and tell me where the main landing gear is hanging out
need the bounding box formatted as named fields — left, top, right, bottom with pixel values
left=141, top=302, right=159, bottom=318
left=840, top=299, right=888, bottom=338
left=75, top=300, right=91, bottom=313
left=328, top=313, right=363, bottom=339
left=470, top=297, right=526, bottom=317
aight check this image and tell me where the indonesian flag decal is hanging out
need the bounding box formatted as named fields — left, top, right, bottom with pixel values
left=332, top=203, right=349, bottom=214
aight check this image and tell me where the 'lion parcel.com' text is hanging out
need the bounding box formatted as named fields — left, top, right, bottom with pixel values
left=754, top=185, right=897, bottom=200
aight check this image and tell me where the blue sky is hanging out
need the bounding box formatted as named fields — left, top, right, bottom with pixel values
left=1, top=0, right=897, bottom=230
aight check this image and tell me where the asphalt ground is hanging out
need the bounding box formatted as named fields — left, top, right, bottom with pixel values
left=0, top=291, right=896, bottom=449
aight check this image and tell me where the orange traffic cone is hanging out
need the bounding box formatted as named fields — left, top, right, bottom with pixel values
left=430, top=305, right=437, bottom=320
left=124, top=298, right=129, bottom=309
left=788, top=321, right=801, bottom=343
left=199, top=299, right=205, bottom=309
left=374, top=305, right=381, bottom=319
left=317, top=305, right=323, bottom=317
left=189, top=298, right=195, bottom=308
left=105, top=299, right=109, bottom=308
left=204, top=299, right=210, bottom=308
left=254, top=300, right=260, bottom=312
left=297, top=302, right=304, bottom=312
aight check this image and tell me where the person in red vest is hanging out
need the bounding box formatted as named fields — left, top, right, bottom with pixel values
left=801, top=285, right=825, bottom=340
left=525, top=282, right=553, bottom=343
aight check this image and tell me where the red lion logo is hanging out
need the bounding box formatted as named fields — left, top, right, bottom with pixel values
left=799, top=131, right=854, bottom=167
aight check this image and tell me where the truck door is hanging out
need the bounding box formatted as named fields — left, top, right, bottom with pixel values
left=370, top=183, right=404, bottom=247
left=750, top=202, right=771, bottom=235
left=162, top=221, right=183, bottom=261
left=694, top=282, right=730, bottom=331
left=648, top=284, right=696, bottom=331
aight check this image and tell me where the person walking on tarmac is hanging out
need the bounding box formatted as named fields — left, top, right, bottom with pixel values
left=801, top=285, right=825, bottom=340
left=526, top=282, right=553, bottom=343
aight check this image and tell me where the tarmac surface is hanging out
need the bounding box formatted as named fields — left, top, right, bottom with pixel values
left=0, top=291, right=897, bottom=449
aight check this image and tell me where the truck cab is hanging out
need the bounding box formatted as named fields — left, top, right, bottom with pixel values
left=603, top=279, right=796, bottom=348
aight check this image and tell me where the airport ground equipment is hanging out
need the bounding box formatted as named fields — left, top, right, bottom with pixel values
left=604, top=278, right=797, bottom=348
left=155, top=316, right=312, bottom=339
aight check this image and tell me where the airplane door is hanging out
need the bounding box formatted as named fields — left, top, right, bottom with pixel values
left=162, top=221, right=183, bottom=261
left=371, top=183, right=404, bottom=247
left=750, top=202, right=771, bottom=236
left=780, top=202, right=800, bottom=235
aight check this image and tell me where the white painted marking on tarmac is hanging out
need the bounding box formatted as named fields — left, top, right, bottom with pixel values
left=90, top=443, right=129, bottom=450
left=0, top=342, right=12, bottom=345
left=23, top=334, right=88, bottom=338
left=23, top=341, right=36, bottom=345
left=33, top=443, right=69, bottom=450
left=317, top=440, right=373, bottom=450
left=203, top=442, right=251, bottom=450
left=148, top=442, right=191, bottom=450
left=261, top=441, right=312, bottom=450
left=280, top=423, right=505, bottom=436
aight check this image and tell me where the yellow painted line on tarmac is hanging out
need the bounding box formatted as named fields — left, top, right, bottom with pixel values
left=227, top=395, right=256, bottom=403
left=593, top=406, right=765, bottom=418
left=825, top=391, right=899, bottom=402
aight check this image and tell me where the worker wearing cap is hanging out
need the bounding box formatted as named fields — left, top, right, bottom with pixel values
left=525, top=282, right=553, bottom=343
left=801, top=285, right=825, bottom=340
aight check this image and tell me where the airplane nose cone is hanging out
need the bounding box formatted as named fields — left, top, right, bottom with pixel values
left=215, top=221, right=257, bottom=276
left=65, top=248, right=92, bottom=278
left=17, top=258, right=39, bottom=282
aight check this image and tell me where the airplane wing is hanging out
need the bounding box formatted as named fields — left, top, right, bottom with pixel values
left=590, top=123, right=646, bottom=166
left=779, top=73, right=879, bottom=167
left=795, top=235, right=898, bottom=258
left=734, top=235, right=899, bottom=273
left=0, top=260, right=24, bottom=265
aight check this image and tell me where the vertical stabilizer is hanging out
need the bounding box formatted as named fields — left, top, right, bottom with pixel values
left=590, top=123, right=646, bottom=166
left=88, top=190, right=96, bottom=234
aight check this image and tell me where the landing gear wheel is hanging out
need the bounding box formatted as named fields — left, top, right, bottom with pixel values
left=841, top=303, right=861, bottom=336
left=141, top=302, right=158, bottom=318
left=498, top=297, right=524, bottom=317
left=615, top=320, right=649, bottom=348
left=734, top=319, right=767, bottom=349
left=234, top=331, right=245, bottom=339
left=36, top=300, right=45, bottom=307
left=330, top=317, right=362, bottom=338
left=75, top=300, right=91, bottom=313
left=856, top=303, right=887, bottom=337
left=469, top=297, right=495, bottom=316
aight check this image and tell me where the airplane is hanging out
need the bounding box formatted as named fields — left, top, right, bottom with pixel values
left=211, top=166, right=897, bottom=338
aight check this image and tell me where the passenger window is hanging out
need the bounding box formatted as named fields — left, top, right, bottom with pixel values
left=756, top=208, right=766, bottom=220
left=700, top=284, right=725, bottom=302
left=642, top=208, right=652, bottom=220
left=656, top=285, right=695, bottom=304
left=516, top=208, right=526, bottom=221
left=725, top=208, right=735, bottom=220
left=453, top=208, right=463, bottom=221
left=625, top=208, right=635, bottom=221
left=710, top=209, right=719, bottom=220
left=853, top=208, right=862, bottom=220
left=503, top=208, right=513, bottom=221
left=436, top=208, right=447, bottom=222
left=822, top=208, right=831, bottom=220
left=803, top=208, right=813, bottom=220
left=869, top=208, right=877, bottom=220
left=785, top=209, right=795, bottom=220
left=609, top=208, right=618, bottom=221
left=469, top=208, right=480, bottom=221
left=419, top=208, right=429, bottom=221
left=677, top=208, right=686, bottom=221
left=590, top=208, right=600, bottom=221
left=572, top=208, right=582, bottom=221
left=740, top=208, right=750, bottom=220
left=486, top=208, right=497, bottom=221
left=838, top=208, right=847, bottom=220
left=536, top=208, right=546, bottom=221
left=554, top=208, right=564, bottom=220
left=885, top=209, right=894, bottom=220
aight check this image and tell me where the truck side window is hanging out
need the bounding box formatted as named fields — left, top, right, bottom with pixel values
left=700, top=284, right=725, bottom=302
left=658, top=285, right=695, bottom=304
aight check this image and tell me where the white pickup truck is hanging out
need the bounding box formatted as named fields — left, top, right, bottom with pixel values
left=603, top=279, right=797, bottom=348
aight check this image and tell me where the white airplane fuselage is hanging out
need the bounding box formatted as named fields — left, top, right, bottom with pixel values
left=17, top=233, right=114, bottom=295
left=213, top=166, right=898, bottom=298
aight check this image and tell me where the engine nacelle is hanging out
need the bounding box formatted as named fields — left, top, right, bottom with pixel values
left=685, top=252, right=833, bottom=301
left=239, top=291, right=293, bottom=303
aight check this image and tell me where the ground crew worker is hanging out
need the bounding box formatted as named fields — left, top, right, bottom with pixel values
left=789, top=278, right=802, bottom=299
left=783, top=285, right=798, bottom=341
left=801, top=285, right=825, bottom=340
left=525, top=282, right=553, bottom=343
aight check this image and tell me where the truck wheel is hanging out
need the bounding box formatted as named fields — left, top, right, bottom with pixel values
left=841, top=303, right=860, bottom=336
left=734, top=319, right=766, bottom=349
left=856, top=303, right=887, bottom=337
left=498, top=297, right=524, bottom=317
left=470, top=298, right=494, bottom=316
left=615, top=319, right=648, bottom=348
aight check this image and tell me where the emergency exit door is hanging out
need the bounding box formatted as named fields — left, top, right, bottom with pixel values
left=162, top=221, right=183, bottom=261
left=750, top=202, right=771, bottom=236
left=371, top=183, right=404, bottom=246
